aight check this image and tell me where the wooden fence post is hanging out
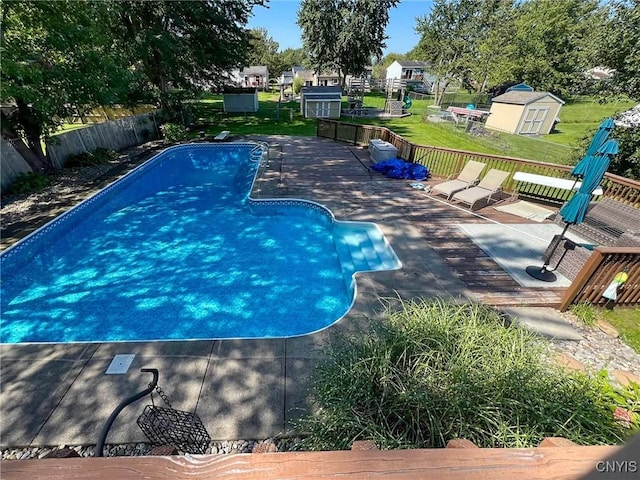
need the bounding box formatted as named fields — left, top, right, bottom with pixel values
left=559, top=250, right=604, bottom=311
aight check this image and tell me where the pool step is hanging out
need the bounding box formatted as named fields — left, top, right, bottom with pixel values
left=334, top=223, right=401, bottom=275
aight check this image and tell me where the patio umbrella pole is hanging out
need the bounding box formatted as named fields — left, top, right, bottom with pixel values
left=525, top=222, right=571, bottom=282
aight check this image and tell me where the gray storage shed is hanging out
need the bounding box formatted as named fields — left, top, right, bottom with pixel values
left=300, top=86, right=342, bottom=119
left=222, top=87, right=259, bottom=113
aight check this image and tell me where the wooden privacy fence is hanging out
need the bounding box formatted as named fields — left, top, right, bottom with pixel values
left=317, top=119, right=640, bottom=206
left=65, top=105, right=157, bottom=124
left=1, top=113, right=159, bottom=193
left=318, top=119, right=640, bottom=309
left=46, top=112, right=159, bottom=169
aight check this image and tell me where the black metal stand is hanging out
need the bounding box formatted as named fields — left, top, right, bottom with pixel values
left=95, top=368, right=158, bottom=457
left=525, top=223, right=572, bottom=283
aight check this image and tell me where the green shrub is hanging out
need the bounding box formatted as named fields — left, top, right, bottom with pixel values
left=7, top=171, right=50, bottom=194
left=160, top=122, right=189, bottom=142
left=66, top=148, right=117, bottom=167
left=597, top=372, right=640, bottom=431
left=570, top=301, right=598, bottom=326
left=294, top=299, right=631, bottom=450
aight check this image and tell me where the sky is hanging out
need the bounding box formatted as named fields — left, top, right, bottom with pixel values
left=247, top=0, right=434, bottom=56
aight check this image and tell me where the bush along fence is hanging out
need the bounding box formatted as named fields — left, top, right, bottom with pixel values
left=317, top=119, right=640, bottom=310
left=1, top=113, right=159, bottom=192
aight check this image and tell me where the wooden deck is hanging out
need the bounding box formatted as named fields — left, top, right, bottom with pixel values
left=251, top=137, right=569, bottom=308
left=408, top=198, right=567, bottom=307
left=0, top=444, right=623, bottom=480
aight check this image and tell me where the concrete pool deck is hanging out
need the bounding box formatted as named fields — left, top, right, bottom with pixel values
left=1, top=135, right=574, bottom=449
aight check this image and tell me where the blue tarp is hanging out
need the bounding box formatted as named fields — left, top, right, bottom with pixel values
left=371, top=158, right=430, bottom=181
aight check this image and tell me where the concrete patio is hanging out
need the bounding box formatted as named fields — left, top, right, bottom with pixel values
left=1, top=136, right=575, bottom=450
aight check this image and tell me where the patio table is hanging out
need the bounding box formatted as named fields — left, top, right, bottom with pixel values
left=513, top=172, right=603, bottom=196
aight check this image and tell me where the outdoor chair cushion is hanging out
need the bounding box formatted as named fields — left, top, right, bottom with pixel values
left=431, top=160, right=486, bottom=199
left=451, top=169, right=511, bottom=210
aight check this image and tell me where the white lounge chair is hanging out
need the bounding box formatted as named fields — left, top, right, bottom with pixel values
left=431, top=160, right=486, bottom=199
left=452, top=168, right=511, bottom=210
left=214, top=130, right=230, bottom=141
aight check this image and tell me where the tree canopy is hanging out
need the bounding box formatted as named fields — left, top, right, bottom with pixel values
left=246, top=28, right=284, bottom=80
left=414, top=0, right=607, bottom=100
left=595, top=0, right=640, bottom=101
left=0, top=0, right=262, bottom=171
left=1, top=0, right=130, bottom=171
left=297, top=0, right=399, bottom=88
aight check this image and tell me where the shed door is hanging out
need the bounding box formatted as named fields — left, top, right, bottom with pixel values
left=520, top=107, right=548, bottom=134
left=315, top=101, right=332, bottom=118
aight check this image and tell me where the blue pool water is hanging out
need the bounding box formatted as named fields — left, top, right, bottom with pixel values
left=0, top=144, right=400, bottom=343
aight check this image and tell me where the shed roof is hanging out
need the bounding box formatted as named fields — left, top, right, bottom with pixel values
left=241, top=66, right=268, bottom=75
left=301, top=86, right=341, bottom=94
left=303, top=93, right=342, bottom=101
left=396, top=60, right=427, bottom=68
left=491, top=91, right=564, bottom=105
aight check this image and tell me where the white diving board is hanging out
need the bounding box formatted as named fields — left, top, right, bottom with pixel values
left=513, top=172, right=603, bottom=196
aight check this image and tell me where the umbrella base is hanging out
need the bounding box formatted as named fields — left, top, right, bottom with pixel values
left=525, top=265, right=558, bottom=282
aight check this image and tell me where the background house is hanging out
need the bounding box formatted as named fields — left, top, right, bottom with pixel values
left=385, top=60, right=435, bottom=92
left=485, top=91, right=564, bottom=135
left=299, top=86, right=342, bottom=119
left=240, top=66, right=269, bottom=90
left=315, top=71, right=340, bottom=87
left=293, top=67, right=315, bottom=87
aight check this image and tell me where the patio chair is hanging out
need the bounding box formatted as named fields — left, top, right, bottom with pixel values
left=452, top=168, right=511, bottom=210
left=430, top=160, right=486, bottom=199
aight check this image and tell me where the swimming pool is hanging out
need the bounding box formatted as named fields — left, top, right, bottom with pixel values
left=0, top=143, right=400, bottom=343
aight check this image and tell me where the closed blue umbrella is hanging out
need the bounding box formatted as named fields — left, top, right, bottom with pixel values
left=569, top=139, right=619, bottom=191
left=585, top=117, right=615, bottom=157
left=572, top=119, right=616, bottom=177
left=526, top=139, right=618, bottom=282
left=560, top=154, right=611, bottom=224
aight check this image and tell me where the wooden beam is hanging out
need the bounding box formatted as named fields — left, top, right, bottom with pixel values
left=1, top=445, right=619, bottom=480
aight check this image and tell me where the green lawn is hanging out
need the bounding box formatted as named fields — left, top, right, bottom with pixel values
left=600, top=307, right=640, bottom=354
left=352, top=92, right=634, bottom=164
left=55, top=91, right=633, bottom=166
left=552, top=96, right=636, bottom=147
left=187, top=92, right=317, bottom=137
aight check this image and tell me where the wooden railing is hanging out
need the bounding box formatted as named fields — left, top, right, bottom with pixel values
left=317, top=119, right=640, bottom=206
left=560, top=247, right=640, bottom=311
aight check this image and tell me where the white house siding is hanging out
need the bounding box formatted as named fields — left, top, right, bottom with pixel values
left=386, top=61, right=403, bottom=80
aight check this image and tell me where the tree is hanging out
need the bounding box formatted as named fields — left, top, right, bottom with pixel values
left=1, top=0, right=131, bottom=172
left=297, top=0, right=399, bottom=88
left=279, top=47, right=310, bottom=71
left=246, top=28, right=284, bottom=80
left=115, top=0, right=263, bottom=99
left=414, top=0, right=499, bottom=105
left=1, top=0, right=263, bottom=171
left=492, top=0, right=602, bottom=97
left=596, top=0, right=640, bottom=101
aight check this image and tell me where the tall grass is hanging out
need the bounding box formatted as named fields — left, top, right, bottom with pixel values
left=294, top=299, right=632, bottom=450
